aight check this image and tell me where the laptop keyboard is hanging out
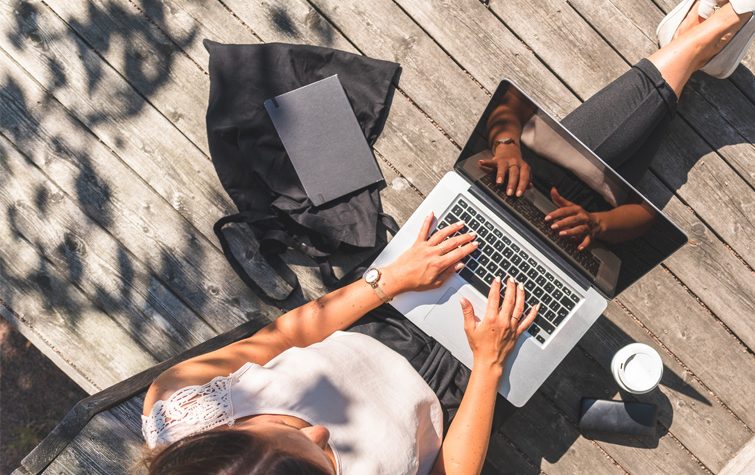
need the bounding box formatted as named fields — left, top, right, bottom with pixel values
left=478, top=174, right=601, bottom=277
left=437, top=195, right=582, bottom=345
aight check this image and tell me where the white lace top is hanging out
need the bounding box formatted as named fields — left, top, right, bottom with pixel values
left=142, top=331, right=444, bottom=475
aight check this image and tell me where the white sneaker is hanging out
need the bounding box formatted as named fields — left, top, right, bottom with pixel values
left=700, top=11, right=755, bottom=78
left=729, top=0, right=755, bottom=15
left=656, top=0, right=698, bottom=47
left=699, top=0, right=720, bottom=18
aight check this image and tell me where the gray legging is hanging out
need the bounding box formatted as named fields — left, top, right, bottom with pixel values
left=348, top=58, right=679, bottom=430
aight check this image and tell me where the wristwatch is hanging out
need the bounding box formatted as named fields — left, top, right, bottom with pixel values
left=492, top=137, right=516, bottom=154
left=364, top=267, right=392, bottom=303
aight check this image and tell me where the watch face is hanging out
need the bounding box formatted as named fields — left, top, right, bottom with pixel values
left=365, top=268, right=380, bottom=284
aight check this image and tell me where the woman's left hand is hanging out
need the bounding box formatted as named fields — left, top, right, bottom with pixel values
left=545, top=187, right=602, bottom=251
left=382, top=212, right=479, bottom=295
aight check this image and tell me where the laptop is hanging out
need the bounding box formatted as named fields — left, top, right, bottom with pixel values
left=369, top=79, right=687, bottom=407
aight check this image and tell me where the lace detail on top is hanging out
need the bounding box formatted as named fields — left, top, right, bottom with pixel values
left=142, top=372, right=237, bottom=448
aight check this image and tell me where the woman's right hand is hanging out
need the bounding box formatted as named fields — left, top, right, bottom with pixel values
left=460, top=277, right=539, bottom=371
left=382, top=212, right=479, bottom=296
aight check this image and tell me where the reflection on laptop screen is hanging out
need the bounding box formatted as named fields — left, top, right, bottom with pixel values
left=456, top=80, right=687, bottom=298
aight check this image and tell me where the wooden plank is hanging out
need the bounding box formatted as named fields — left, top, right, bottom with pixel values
left=110, top=397, right=148, bottom=439
left=646, top=121, right=755, bottom=267
left=486, top=0, right=755, bottom=269
left=41, top=412, right=145, bottom=475
left=0, top=135, right=216, bottom=360
left=0, top=227, right=157, bottom=394
left=490, top=0, right=629, bottom=101
left=568, top=0, right=755, bottom=189
left=275, top=0, right=489, bottom=136
left=571, top=0, right=659, bottom=64
left=482, top=432, right=540, bottom=475
left=0, top=52, right=280, bottom=387
left=0, top=0, right=290, bottom=304
left=583, top=304, right=753, bottom=471
left=0, top=50, right=266, bottom=328
left=0, top=4, right=282, bottom=333
left=729, top=46, right=755, bottom=103
left=394, top=0, right=755, bottom=350
left=635, top=173, right=755, bottom=350
left=303, top=0, right=579, bottom=123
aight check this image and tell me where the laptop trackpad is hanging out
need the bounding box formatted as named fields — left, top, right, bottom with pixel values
left=423, top=285, right=485, bottom=363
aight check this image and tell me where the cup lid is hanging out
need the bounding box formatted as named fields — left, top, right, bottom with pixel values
left=615, top=343, right=663, bottom=392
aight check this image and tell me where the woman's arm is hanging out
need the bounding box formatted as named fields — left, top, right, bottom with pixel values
left=591, top=202, right=657, bottom=243
left=144, top=213, right=479, bottom=413
left=546, top=187, right=657, bottom=249
left=485, top=88, right=537, bottom=151
left=144, top=278, right=397, bottom=410
left=432, top=278, right=538, bottom=475
left=480, top=89, right=538, bottom=196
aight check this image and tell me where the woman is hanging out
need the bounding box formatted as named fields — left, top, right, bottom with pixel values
left=142, top=2, right=753, bottom=474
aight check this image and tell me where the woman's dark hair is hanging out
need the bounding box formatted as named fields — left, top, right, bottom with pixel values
left=146, top=429, right=331, bottom=475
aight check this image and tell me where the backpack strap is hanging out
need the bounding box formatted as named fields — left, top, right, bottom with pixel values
left=213, top=212, right=298, bottom=301
left=214, top=211, right=400, bottom=301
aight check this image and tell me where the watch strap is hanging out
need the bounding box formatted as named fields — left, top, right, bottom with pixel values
left=492, top=137, right=516, bottom=154
left=365, top=268, right=393, bottom=303
left=372, top=283, right=392, bottom=303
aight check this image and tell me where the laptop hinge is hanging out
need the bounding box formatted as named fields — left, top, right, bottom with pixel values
left=468, top=186, right=592, bottom=291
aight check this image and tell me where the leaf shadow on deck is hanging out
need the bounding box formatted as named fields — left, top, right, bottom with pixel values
left=270, top=4, right=335, bottom=46
left=0, top=0, right=234, bottom=380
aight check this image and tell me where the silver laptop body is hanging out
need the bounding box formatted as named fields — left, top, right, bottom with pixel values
left=369, top=79, right=687, bottom=407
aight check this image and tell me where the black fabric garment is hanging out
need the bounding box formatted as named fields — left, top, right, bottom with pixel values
left=561, top=59, right=678, bottom=186
left=348, top=59, right=678, bottom=432
left=205, top=41, right=401, bottom=299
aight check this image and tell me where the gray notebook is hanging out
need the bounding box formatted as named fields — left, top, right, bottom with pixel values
left=264, top=75, right=384, bottom=206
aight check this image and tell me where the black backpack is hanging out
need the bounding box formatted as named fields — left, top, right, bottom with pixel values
left=205, top=41, right=400, bottom=301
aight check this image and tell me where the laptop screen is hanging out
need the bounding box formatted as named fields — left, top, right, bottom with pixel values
left=455, top=80, right=687, bottom=298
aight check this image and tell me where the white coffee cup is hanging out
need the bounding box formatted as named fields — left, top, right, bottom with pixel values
left=611, top=343, right=663, bottom=394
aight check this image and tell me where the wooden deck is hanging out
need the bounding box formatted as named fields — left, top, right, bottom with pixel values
left=1, top=0, right=753, bottom=473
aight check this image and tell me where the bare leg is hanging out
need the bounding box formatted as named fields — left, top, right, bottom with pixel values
left=674, top=0, right=707, bottom=39
left=649, top=2, right=753, bottom=98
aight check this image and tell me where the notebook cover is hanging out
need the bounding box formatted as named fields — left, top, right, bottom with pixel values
left=264, top=75, right=384, bottom=206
